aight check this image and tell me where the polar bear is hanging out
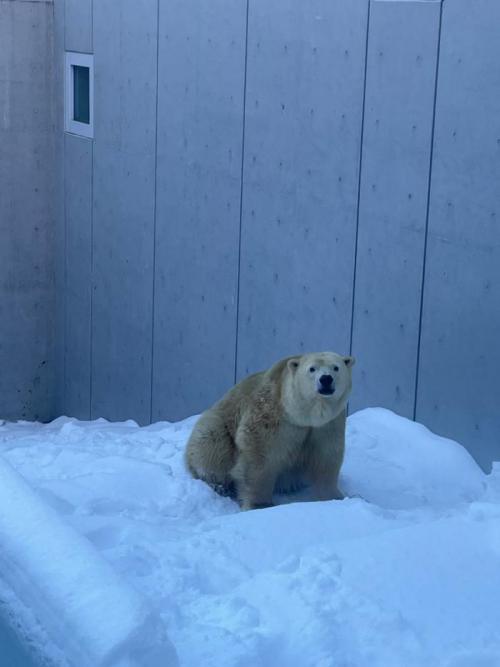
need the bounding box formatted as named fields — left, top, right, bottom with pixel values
left=185, top=351, right=355, bottom=510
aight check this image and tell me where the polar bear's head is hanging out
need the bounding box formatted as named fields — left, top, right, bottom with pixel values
left=283, top=351, right=355, bottom=427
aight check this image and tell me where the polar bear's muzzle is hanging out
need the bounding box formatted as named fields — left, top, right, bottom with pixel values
left=317, top=374, right=335, bottom=396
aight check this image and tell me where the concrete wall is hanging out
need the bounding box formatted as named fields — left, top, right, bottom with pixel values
left=59, top=0, right=499, bottom=470
left=0, top=0, right=57, bottom=422
left=415, top=0, right=500, bottom=472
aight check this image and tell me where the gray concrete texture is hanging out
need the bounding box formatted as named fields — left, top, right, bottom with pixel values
left=3, top=0, right=499, bottom=471
left=0, top=0, right=56, bottom=422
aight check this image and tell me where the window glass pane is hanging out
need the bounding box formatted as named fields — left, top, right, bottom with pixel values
left=73, top=65, right=90, bottom=124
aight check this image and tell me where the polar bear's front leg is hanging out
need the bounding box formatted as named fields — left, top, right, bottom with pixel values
left=303, top=413, right=346, bottom=502
left=231, top=451, right=277, bottom=510
left=305, top=456, right=345, bottom=501
left=231, top=423, right=278, bottom=510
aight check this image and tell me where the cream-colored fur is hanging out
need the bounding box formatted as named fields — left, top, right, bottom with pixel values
left=185, top=351, right=355, bottom=510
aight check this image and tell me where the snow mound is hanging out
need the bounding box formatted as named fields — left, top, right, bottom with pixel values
left=0, top=408, right=498, bottom=666
left=343, top=408, right=486, bottom=509
left=0, top=456, right=178, bottom=667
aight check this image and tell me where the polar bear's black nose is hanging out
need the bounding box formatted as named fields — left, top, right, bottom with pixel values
left=319, top=374, right=333, bottom=387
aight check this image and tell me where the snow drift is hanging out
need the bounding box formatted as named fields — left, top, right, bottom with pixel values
left=0, top=456, right=178, bottom=667
left=0, top=408, right=498, bottom=666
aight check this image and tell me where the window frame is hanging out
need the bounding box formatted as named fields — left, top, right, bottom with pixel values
left=64, top=52, right=94, bottom=138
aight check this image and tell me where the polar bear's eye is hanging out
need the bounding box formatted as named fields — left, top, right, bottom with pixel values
left=333, top=366, right=339, bottom=372
left=309, top=367, right=316, bottom=373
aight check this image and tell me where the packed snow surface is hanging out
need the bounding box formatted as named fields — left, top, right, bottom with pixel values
left=0, top=408, right=499, bottom=666
left=0, top=457, right=177, bottom=667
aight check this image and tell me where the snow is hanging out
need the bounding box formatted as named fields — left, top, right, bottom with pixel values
left=0, top=407, right=499, bottom=667
left=0, top=457, right=177, bottom=667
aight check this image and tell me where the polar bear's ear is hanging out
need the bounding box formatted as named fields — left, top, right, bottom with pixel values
left=287, top=358, right=300, bottom=372
left=343, top=356, right=355, bottom=367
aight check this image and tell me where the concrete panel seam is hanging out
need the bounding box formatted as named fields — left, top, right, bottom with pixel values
left=88, top=139, right=94, bottom=420
left=90, top=0, right=94, bottom=419
left=62, top=0, right=67, bottom=416
left=149, top=0, right=160, bottom=423
left=349, top=0, right=372, bottom=359
left=234, top=0, right=250, bottom=385
left=89, top=0, right=94, bottom=419
left=413, top=0, right=444, bottom=420
left=63, top=134, right=68, bottom=415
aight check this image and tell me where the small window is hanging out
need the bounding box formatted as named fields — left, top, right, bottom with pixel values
left=65, top=52, right=93, bottom=138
